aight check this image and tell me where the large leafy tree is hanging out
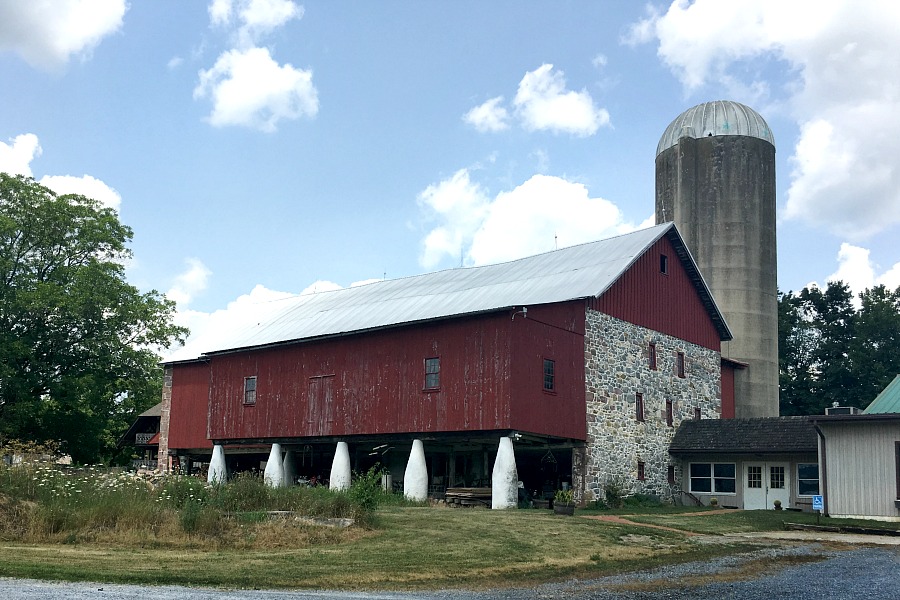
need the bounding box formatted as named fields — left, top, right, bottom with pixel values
left=0, top=174, right=187, bottom=463
left=779, top=281, right=900, bottom=416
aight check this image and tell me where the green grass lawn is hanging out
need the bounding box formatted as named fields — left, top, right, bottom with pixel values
left=624, top=508, right=900, bottom=535
left=0, top=506, right=759, bottom=591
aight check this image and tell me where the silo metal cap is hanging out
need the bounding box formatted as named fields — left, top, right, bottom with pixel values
left=656, top=100, right=775, bottom=156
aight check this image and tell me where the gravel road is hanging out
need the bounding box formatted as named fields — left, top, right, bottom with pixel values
left=2, top=542, right=898, bottom=599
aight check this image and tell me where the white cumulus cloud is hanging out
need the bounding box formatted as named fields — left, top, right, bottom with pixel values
left=165, top=284, right=298, bottom=362
left=463, top=97, right=510, bottom=132
left=417, top=169, right=491, bottom=268
left=514, top=64, right=610, bottom=136
left=0, top=0, right=126, bottom=70
left=463, top=64, right=610, bottom=137
left=197, top=0, right=315, bottom=132
left=210, top=0, right=303, bottom=47
left=628, top=0, right=900, bottom=240
left=1, top=133, right=121, bottom=210
left=166, top=258, right=213, bottom=307
left=40, top=174, right=121, bottom=212
left=194, top=46, right=318, bottom=132
left=0, top=134, right=42, bottom=176
left=419, top=170, right=635, bottom=268
left=826, top=243, right=900, bottom=300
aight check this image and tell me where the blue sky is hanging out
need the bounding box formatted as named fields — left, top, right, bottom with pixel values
left=1, top=1, right=899, bottom=360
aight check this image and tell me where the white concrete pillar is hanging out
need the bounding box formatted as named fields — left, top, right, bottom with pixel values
left=282, top=450, right=297, bottom=485
left=264, top=443, right=285, bottom=488
left=207, top=444, right=227, bottom=484
left=491, top=436, right=518, bottom=509
left=404, top=439, right=428, bottom=501
left=330, top=441, right=351, bottom=491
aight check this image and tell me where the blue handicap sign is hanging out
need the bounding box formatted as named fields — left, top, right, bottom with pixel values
left=812, top=495, right=824, bottom=511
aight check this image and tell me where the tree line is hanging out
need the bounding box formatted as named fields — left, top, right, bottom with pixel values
left=779, top=281, right=900, bottom=416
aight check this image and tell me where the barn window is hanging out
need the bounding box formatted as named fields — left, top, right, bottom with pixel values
left=665, top=398, right=673, bottom=427
left=424, top=357, right=440, bottom=390
left=243, top=376, right=257, bottom=405
left=543, top=359, right=555, bottom=392
left=637, top=461, right=646, bottom=481
left=648, top=342, right=657, bottom=370
left=689, top=463, right=736, bottom=494
left=667, top=465, right=676, bottom=485
left=798, top=463, right=820, bottom=496
left=676, top=352, right=686, bottom=378
left=694, top=406, right=702, bottom=420
left=635, top=393, right=644, bottom=422
left=659, top=254, right=669, bottom=274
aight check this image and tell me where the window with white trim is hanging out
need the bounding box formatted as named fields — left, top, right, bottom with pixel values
left=689, top=463, right=736, bottom=494
left=797, top=463, right=820, bottom=496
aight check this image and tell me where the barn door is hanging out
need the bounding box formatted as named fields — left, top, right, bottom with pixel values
left=307, top=375, right=335, bottom=434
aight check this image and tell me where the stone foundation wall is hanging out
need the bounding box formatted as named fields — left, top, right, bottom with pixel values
left=584, top=310, right=720, bottom=503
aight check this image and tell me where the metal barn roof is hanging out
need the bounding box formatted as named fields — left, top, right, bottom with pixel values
left=863, top=375, right=900, bottom=414
left=191, top=223, right=728, bottom=357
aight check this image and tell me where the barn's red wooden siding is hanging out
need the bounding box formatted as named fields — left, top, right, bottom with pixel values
left=207, top=308, right=587, bottom=443
left=720, top=361, right=735, bottom=419
left=168, top=361, right=212, bottom=450
left=593, top=235, right=722, bottom=351
left=508, top=301, right=587, bottom=439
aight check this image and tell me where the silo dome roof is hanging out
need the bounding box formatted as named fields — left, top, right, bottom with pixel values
left=656, top=100, right=775, bottom=156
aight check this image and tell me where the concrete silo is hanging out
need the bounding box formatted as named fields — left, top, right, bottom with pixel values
left=655, top=100, right=778, bottom=417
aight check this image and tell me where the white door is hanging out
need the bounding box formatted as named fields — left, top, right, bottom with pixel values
left=743, top=463, right=791, bottom=509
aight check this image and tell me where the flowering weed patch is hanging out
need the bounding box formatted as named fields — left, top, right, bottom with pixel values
left=0, top=456, right=377, bottom=547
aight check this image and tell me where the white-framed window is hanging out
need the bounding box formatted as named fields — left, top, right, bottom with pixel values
left=689, top=462, right=736, bottom=494
left=797, top=463, right=820, bottom=496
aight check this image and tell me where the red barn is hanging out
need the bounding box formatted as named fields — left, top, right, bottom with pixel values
left=160, top=223, right=731, bottom=503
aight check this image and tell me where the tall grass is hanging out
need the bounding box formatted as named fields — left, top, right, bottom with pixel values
left=0, top=457, right=392, bottom=547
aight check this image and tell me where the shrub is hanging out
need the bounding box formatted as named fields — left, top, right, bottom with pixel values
left=349, top=465, right=384, bottom=513
left=604, top=479, right=626, bottom=509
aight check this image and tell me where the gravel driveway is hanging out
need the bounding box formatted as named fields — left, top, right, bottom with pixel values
left=2, top=542, right=898, bottom=599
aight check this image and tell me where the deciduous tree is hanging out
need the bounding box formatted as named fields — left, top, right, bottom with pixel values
left=0, top=174, right=187, bottom=463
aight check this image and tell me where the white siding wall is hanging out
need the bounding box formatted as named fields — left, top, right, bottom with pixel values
left=819, top=421, right=900, bottom=521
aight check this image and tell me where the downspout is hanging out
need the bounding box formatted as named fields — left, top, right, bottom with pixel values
left=813, top=424, right=829, bottom=517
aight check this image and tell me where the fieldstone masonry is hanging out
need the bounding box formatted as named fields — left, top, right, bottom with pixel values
left=156, top=366, right=173, bottom=471
left=584, top=310, right=720, bottom=503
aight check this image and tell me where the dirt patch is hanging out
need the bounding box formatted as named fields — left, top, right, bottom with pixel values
left=582, top=514, right=699, bottom=536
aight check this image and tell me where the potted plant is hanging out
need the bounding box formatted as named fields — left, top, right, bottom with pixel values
left=553, top=489, right=575, bottom=515
left=709, top=497, right=718, bottom=507
left=773, top=499, right=783, bottom=510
